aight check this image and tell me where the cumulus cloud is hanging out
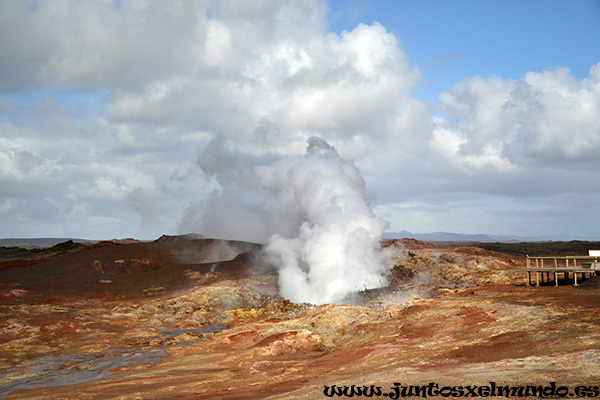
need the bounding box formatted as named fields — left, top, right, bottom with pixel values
left=0, top=138, right=63, bottom=184
left=0, top=0, right=599, bottom=242
left=105, top=11, right=426, bottom=157
left=0, top=1, right=209, bottom=91
left=0, top=0, right=429, bottom=239
left=433, top=64, right=600, bottom=170
left=374, top=63, right=600, bottom=235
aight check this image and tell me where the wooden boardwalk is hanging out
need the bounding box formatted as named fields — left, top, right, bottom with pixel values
left=526, top=254, right=599, bottom=287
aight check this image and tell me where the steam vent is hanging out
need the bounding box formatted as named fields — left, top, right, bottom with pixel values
left=1, top=1, right=599, bottom=398
left=2, top=236, right=600, bottom=398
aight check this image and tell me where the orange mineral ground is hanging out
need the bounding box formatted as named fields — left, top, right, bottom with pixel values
left=1, top=235, right=599, bottom=399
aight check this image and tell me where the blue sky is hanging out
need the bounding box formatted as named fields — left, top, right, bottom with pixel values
left=328, top=0, right=600, bottom=100
left=0, top=1, right=599, bottom=241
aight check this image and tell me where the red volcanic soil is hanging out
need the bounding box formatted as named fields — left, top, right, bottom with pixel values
left=0, top=258, right=54, bottom=270
left=1, top=236, right=600, bottom=399
left=0, top=236, right=262, bottom=298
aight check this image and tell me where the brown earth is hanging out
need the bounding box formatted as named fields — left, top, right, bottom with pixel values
left=0, top=236, right=599, bottom=399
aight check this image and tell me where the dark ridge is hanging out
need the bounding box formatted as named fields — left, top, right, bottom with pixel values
left=0, top=235, right=266, bottom=299
left=432, top=240, right=600, bottom=257
left=0, top=240, right=87, bottom=263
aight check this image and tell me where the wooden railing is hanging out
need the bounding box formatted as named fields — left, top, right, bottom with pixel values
left=526, top=255, right=599, bottom=287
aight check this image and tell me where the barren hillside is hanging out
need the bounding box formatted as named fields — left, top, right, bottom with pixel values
left=1, top=236, right=599, bottom=399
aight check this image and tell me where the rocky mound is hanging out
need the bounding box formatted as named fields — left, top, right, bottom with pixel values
left=387, top=245, right=524, bottom=296
left=383, top=237, right=437, bottom=250
left=0, top=236, right=264, bottom=298
left=576, top=275, right=600, bottom=290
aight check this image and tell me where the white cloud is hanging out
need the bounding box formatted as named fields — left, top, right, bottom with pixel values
left=103, top=9, right=425, bottom=159
left=0, top=0, right=599, bottom=241
left=431, top=122, right=514, bottom=172
left=0, top=1, right=210, bottom=90
left=435, top=64, right=600, bottom=168
left=0, top=138, right=63, bottom=185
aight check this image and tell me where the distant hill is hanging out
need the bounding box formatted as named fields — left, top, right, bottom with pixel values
left=0, top=238, right=95, bottom=249
left=383, top=231, right=600, bottom=242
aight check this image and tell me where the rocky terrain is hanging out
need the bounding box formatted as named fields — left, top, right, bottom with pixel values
left=0, top=236, right=599, bottom=399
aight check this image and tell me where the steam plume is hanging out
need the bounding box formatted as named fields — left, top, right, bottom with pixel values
left=259, top=137, right=392, bottom=304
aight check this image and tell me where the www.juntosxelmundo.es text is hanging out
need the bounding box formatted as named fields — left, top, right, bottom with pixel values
left=323, top=382, right=600, bottom=398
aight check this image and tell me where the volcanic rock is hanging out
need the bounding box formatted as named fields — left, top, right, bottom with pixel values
left=1, top=235, right=599, bottom=399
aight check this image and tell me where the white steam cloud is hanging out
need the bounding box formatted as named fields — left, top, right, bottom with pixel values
left=190, top=136, right=393, bottom=305
left=259, top=137, right=392, bottom=304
